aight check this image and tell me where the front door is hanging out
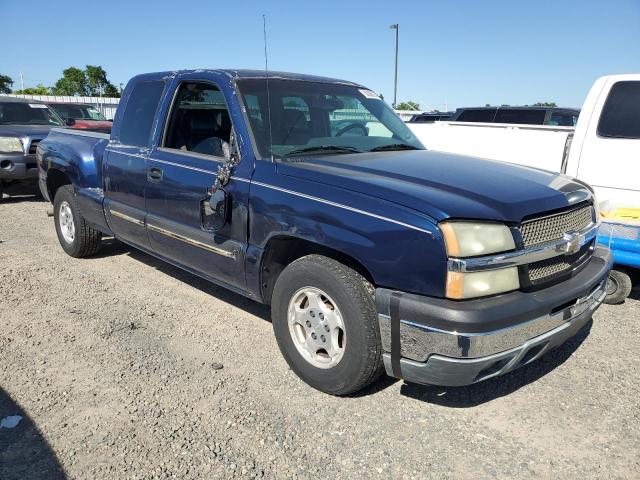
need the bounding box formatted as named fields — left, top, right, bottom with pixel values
left=104, top=79, right=166, bottom=250
left=145, top=80, right=250, bottom=291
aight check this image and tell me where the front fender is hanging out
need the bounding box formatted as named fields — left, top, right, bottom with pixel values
left=246, top=165, right=447, bottom=299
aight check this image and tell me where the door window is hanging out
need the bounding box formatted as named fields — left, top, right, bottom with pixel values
left=597, top=81, right=640, bottom=139
left=119, top=81, right=165, bottom=147
left=163, top=82, right=232, bottom=159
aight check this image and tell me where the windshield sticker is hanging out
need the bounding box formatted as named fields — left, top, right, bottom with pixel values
left=359, top=89, right=380, bottom=99
left=28, top=104, right=47, bottom=109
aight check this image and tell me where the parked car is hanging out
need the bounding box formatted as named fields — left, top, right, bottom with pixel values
left=407, top=111, right=454, bottom=123
left=37, top=69, right=612, bottom=395
left=46, top=102, right=112, bottom=133
left=0, top=96, right=64, bottom=199
left=408, top=74, right=640, bottom=303
left=449, top=106, right=580, bottom=126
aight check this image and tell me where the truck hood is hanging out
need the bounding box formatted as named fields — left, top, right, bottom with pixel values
left=276, top=150, right=590, bottom=223
left=0, top=124, right=55, bottom=139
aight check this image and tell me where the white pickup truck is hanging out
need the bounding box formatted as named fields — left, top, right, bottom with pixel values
left=409, top=74, right=640, bottom=303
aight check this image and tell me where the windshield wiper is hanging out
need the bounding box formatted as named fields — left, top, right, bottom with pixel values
left=369, top=144, right=421, bottom=152
left=284, top=145, right=363, bottom=156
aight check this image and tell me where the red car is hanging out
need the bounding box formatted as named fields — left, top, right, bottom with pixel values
left=46, top=103, right=113, bottom=133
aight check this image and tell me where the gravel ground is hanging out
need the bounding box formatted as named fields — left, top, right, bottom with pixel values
left=1, top=193, right=639, bottom=480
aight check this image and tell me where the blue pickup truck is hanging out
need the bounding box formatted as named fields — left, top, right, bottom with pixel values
left=37, top=69, right=613, bottom=395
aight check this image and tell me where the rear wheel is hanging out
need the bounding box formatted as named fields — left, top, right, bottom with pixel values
left=271, top=255, right=383, bottom=395
left=53, top=185, right=102, bottom=257
left=604, top=269, right=633, bottom=305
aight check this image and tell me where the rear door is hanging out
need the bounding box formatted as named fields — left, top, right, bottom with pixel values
left=104, top=79, right=165, bottom=249
left=144, top=77, right=251, bottom=291
left=576, top=77, right=640, bottom=204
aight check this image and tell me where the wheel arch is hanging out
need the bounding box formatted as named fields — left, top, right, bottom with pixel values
left=46, top=168, right=73, bottom=203
left=259, top=234, right=376, bottom=305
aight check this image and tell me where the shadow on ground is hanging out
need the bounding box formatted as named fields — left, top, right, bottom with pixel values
left=0, top=183, right=43, bottom=204
left=0, top=388, right=66, bottom=480
left=91, top=237, right=271, bottom=321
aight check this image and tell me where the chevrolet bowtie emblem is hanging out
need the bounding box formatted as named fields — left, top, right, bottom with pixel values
left=558, top=231, right=582, bottom=255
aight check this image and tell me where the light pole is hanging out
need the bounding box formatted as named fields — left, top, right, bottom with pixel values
left=389, top=23, right=399, bottom=108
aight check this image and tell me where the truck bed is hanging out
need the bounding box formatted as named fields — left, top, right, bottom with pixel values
left=408, top=121, right=574, bottom=173
left=38, top=128, right=111, bottom=233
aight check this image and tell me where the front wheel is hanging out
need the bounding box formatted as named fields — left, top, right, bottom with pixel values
left=53, top=185, right=102, bottom=257
left=271, top=255, right=383, bottom=395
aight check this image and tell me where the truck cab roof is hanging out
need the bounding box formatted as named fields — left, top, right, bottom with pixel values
left=132, top=69, right=363, bottom=87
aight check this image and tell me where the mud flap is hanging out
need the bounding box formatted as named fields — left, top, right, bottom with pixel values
left=389, top=291, right=402, bottom=379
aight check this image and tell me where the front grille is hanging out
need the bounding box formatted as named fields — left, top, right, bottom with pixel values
left=519, top=204, right=594, bottom=248
left=28, top=139, right=40, bottom=155
left=527, top=244, right=592, bottom=284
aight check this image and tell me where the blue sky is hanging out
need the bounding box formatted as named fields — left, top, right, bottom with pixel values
left=2, top=0, right=639, bottom=110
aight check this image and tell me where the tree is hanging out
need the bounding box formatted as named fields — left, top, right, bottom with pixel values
left=85, top=65, right=119, bottom=97
left=52, top=66, right=120, bottom=97
left=52, top=67, right=88, bottom=96
left=14, top=84, right=51, bottom=95
left=0, top=74, right=13, bottom=94
left=533, top=102, right=557, bottom=108
left=395, top=101, right=420, bottom=111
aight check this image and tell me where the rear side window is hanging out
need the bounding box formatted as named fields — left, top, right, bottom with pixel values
left=597, top=81, right=640, bottom=139
left=456, top=109, right=496, bottom=122
left=494, top=109, right=546, bottom=125
left=119, top=80, right=165, bottom=147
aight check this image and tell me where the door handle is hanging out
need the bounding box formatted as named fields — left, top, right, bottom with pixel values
left=147, top=167, right=163, bottom=182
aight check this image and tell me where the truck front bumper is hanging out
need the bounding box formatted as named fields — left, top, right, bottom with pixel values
left=0, top=153, right=39, bottom=182
left=376, top=246, right=613, bottom=387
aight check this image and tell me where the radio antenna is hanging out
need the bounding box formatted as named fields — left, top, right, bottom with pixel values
left=263, top=14, right=274, bottom=161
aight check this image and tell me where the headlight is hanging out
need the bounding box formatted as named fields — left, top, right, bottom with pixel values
left=440, top=221, right=519, bottom=299
left=446, top=268, right=519, bottom=299
left=0, top=137, right=24, bottom=154
left=440, top=221, right=515, bottom=257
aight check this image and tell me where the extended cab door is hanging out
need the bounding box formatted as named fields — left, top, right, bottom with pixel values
left=571, top=76, right=640, bottom=207
left=144, top=78, right=251, bottom=291
left=104, top=79, right=166, bottom=249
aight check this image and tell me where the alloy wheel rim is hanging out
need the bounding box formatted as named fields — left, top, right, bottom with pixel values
left=287, top=287, right=346, bottom=369
left=59, top=201, right=75, bottom=244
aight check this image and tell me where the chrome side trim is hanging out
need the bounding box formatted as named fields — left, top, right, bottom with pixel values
left=146, top=223, right=237, bottom=259
left=448, top=222, right=599, bottom=273
left=109, top=209, right=144, bottom=226
left=379, top=279, right=606, bottom=360
left=150, top=156, right=221, bottom=174
left=250, top=181, right=432, bottom=235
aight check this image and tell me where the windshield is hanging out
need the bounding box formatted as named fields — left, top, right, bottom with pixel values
left=50, top=104, right=107, bottom=121
left=0, top=102, right=63, bottom=126
left=237, top=79, right=424, bottom=158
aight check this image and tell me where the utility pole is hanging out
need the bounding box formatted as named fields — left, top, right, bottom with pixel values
left=389, top=24, right=399, bottom=108
left=20, top=72, right=24, bottom=91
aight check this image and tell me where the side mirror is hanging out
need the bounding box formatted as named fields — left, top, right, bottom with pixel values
left=202, top=187, right=229, bottom=231
left=65, top=118, right=76, bottom=126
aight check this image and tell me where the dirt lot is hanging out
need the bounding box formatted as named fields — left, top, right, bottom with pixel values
left=1, top=193, right=639, bottom=480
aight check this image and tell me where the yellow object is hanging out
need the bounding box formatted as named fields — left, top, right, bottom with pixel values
left=600, top=208, right=640, bottom=223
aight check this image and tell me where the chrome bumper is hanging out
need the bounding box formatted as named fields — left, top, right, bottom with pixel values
left=377, top=246, right=613, bottom=386
left=380, top=278, right=606, bottom=360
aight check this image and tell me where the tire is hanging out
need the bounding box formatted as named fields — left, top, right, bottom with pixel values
left=53, top=185, right=102, bottom=258
left=271, top=254, right=383, bottom=395
left=0, top=181, right=4, bottom=201
left=603, top=268, right=633, bottom=305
